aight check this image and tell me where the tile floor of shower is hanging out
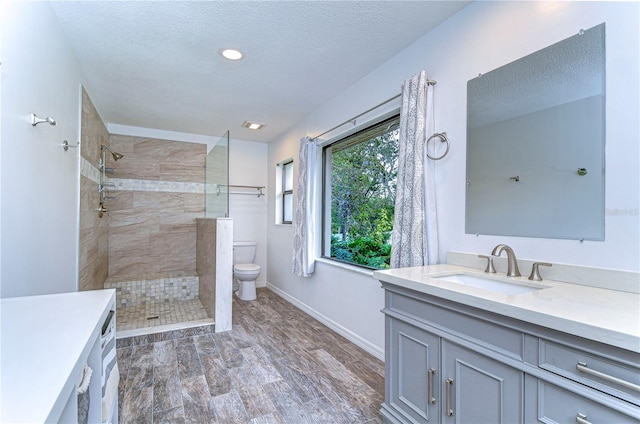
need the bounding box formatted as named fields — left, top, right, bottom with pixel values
left=105, top=271, right=214, bottom=338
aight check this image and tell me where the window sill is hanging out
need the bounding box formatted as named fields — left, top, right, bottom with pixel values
left=315, top=257, right=376, bottom=278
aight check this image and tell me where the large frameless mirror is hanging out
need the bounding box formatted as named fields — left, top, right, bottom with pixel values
left=466, top=23, right=605, bottom=241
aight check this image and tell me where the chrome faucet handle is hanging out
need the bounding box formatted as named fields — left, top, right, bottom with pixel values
left=478, top=255, right=496, bottom=273
left=528, top=262, right=552, bottom=281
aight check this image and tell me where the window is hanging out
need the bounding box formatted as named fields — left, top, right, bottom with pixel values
left=276, top=158, right=294, bottom=225
left=322, top=115, right=399, bottom=269
left=282, top=160, right=294, bottom=224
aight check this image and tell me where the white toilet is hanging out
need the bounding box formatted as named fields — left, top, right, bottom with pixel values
left=233, top=241, right=261, bottom=301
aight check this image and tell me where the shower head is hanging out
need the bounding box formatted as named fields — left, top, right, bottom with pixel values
left=101, top=145, right=124, bottom=161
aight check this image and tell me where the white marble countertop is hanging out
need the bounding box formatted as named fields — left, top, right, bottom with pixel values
left=373, top=264, right=640, bottom=353
left=1, top=289, right=115, bottom=423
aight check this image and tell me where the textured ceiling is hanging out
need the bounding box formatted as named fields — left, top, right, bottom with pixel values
left=50, top=1, right=471, bottom=142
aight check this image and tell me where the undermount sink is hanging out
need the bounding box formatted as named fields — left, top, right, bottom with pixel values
left=432, top=273, right=544, bottom=295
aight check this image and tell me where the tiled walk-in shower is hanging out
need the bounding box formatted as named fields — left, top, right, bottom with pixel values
left=116, top=299, right=209, bottom=333
left=79, top=92, right=230, bottom=339
left=106, top=272, right=212, bottom=337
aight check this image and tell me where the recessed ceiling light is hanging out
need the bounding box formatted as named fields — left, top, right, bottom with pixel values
left=242, top=121, right=265, bottom=130
left=220, top=48, right=243, bottom=61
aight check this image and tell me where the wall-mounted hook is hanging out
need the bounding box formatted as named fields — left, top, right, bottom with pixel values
left=62, top=140, right=79, bottom=152
left=31, top=114, right=56, bottom=126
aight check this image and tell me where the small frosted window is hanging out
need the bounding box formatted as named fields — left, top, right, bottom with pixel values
left=279, top=159, right=294, bottom=224
left=284, top=161, right=294, bottom=191
left=283, top=193, right=293, bottom=223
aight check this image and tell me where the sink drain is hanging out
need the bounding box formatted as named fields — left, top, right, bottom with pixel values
left=146, top=315, right=159, bottom=320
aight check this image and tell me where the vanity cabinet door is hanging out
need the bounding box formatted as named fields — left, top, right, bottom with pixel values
left=442, top=340, right=523, bottom=424
left=385, top=318, right=441, bottom=424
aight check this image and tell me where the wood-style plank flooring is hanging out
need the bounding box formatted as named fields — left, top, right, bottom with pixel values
left=117, top=288, right=385, bottom=423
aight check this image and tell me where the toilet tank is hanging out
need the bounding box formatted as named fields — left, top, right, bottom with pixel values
left=233, top=241, right=256, bottom=264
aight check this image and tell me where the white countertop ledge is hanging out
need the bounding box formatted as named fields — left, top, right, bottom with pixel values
left=373, top=264, right=640, bottom=353
left=1, top=289, right=115, bottom=423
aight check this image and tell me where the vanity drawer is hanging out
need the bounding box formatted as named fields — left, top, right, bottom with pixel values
left=536, top=380, right=640, bottom=423
left=388, top=291, right=524, bottom=360
left=540, top=340, right=640, bottom=406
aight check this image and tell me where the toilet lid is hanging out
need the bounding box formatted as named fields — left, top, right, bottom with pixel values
left=234, top=264, right=261, bottom=272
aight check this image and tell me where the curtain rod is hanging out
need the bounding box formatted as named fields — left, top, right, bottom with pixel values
left=310, top=79, right=436, bottom=141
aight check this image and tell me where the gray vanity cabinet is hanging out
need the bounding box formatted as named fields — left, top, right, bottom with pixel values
left=382, top=288, right=524, bottom=424
left=384, top=312, right=523, bottom=424
left=380, top=282, right=640, bottom=424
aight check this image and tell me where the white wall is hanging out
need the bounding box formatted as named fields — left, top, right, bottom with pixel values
left=267, top=1, right=639, bottom=358
left=1, top=2, right=87, bottom=298
left=418, top=2, right=638, bottom=271
left=268, top=116, right=388, bottom=360
left=229, top=139, right=268, bottom=285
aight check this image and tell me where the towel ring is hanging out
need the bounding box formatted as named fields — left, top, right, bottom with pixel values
left=426, top=132, right=450, bottom=161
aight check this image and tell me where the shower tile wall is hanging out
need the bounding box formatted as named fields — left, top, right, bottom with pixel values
left=196, top=218, right=217, bottom=318
left=78, top=88, right=110, bottom=291
left=107, top=135, right=206, bottom=278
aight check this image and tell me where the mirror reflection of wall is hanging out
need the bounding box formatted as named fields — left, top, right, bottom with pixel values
left=466, top=23, right=605, bottom=241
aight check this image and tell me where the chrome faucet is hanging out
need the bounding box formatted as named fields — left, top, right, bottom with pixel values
left=491, top=244, right=521, bottom=277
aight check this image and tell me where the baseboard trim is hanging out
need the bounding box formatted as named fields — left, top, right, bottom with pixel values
left=266, top=283, right=384, bottom=361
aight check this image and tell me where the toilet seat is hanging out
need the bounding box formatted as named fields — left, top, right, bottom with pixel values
left=234, top=263, right=261, bottom=272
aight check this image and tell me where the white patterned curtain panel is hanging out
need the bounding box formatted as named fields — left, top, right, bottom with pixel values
left=390, top=70, right=439, bottom=268
left=292, top=136, right=318, bottom=277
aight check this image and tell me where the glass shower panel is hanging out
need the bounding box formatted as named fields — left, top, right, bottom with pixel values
left=205, top=131, right=230, bottom=218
